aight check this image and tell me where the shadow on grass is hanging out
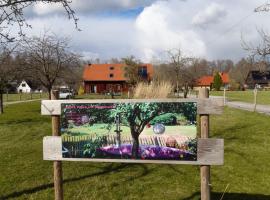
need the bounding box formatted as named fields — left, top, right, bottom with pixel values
left=0, top=163, right=131, bottom=200
left=107, top=164, right=154, bottom=190
left=182, top=192, right=270, bottom=200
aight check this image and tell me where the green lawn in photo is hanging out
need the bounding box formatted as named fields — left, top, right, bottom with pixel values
left=0, top=101, right=270, bottom=199
left=210, top=90, right=270, bottom=105
left=63, top=123, right=196, bottom=138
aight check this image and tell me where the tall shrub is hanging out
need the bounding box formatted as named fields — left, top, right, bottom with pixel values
left=213, top=73, right=223, bottom=91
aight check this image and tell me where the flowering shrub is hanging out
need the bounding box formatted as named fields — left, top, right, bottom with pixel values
left=98, top=144, right=196, bottom=160
left=179, top=138, right=197, bottom=155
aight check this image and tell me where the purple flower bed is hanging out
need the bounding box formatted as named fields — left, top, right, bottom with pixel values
left=98, top=144, right=196, bottom=160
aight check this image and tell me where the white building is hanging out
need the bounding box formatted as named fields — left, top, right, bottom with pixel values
left=17, top=80, right=32, bottom=93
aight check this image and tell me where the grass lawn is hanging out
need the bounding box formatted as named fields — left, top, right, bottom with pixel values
left=1, top=102, right=270, bottom=199
left=210, top=90, right=270, bottom=105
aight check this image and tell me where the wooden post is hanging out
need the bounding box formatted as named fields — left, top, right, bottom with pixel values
left=254, top=88, right=257, bottom=112
left=6, top=90, right=8, bottom=102
left=223, top=88, right=226, bottom=105
left=51, top=90, right=63, bottom=200
left=199, top=88, right=211, bottom=200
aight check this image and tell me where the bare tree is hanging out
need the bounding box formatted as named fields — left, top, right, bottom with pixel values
left=167, top=49, right=192, bottom=98
left=0, top=45, right=18, bottom=114
left=122, top=56, right=143, bottom=86
left=60, top=64, right=84, bottom=92
left=229, top=57, right=254, bottom=89
left=0, top=0, right=78, bottom=43
left=242, top=29, right=270, bottom=68
left=22, top=34, right=81, bottom=99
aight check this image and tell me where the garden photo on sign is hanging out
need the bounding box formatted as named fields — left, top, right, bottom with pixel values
left=60, top=102, right=197, bottom=161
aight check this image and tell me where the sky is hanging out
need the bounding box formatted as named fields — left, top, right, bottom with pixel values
left=22, top=0, right=270, bottom=62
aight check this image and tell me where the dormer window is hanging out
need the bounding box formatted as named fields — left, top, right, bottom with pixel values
left=109, top=74, right=114, bottom=78
left=110, top=66, right=114, bottom=70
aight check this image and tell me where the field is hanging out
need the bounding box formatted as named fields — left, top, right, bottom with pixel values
left=0, top=101, right=270, bottom=199
left=210, top=90, right=270, bottom=105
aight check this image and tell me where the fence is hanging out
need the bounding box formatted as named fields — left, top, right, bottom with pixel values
left=62, top=134, right=190, bottom=158
left=3, top=93, right=48, bottom=102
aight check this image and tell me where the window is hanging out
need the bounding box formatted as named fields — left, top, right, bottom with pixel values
left=110, top=66, right=114, bottom=70
left=109, top=74, right=114, bottom=78
left=138, top=66, right=147, bottom=78
left=22, top=83, right=26, bottom=87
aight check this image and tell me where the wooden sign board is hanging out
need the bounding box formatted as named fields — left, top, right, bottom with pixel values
left=42, top=99, right=224, bottom=165
left=43, top=136, right=224, bottom=165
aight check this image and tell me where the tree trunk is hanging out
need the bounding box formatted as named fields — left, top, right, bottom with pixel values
left=183, top=83, right=189, bottom=98
left=131, top=130, right=140, bottom=159
left=48, top=87, right=52, bottom=100
left=0, top=91, right=3, bottom=114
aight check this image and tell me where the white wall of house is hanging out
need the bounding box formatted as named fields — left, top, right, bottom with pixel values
left=17, top=80, right=32, bottom=93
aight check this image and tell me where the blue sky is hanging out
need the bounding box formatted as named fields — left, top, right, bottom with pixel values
left=98, top=7, right=144, bottom=18
left=23, top=0, right=270, bottom=62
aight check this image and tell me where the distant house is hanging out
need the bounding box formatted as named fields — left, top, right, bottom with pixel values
left=83, top=63, right=154, bottom=94
left=245, top=70, right=270, bottom=89
left=195, top=72, right=230, bottom=90
left=17, top=80, right=32, bottom=93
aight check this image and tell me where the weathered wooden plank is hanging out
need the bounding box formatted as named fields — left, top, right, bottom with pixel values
left=41, top=98, right=223, bottom=115
left=43, top=136, right=224, bottom=165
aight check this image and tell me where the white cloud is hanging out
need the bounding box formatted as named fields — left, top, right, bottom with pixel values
left=135, top=0, right=206, bottom=60
left=192, top=3, right=227, bottom=27
left=22, top=0, right=270, bottom=62
left=33, top=0, right=156, bottom=15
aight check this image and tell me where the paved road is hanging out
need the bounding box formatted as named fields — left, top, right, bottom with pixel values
left=226, top=101, right=270, bottom=115
left=184, top=93, right=270, bottom=115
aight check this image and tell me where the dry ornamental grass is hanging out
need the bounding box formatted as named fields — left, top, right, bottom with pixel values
left=133, top=81, right=173, bottom=99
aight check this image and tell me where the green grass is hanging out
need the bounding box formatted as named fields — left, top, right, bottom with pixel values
left=65, top=124, right=196, bottom=137
left=1, top=102, right=270, bottom=199
left=2, top=93, right=48, bottom=102
left=210, top=90, right=270, bottom=105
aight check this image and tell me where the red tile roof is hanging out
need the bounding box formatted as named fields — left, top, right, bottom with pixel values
left=83, top=63, right=153, bottom=81
left=197, top=76, right=213, bottom=86
left=220, top=73, right=229, bottom=83
left=197, top=73, right=229, bottom=86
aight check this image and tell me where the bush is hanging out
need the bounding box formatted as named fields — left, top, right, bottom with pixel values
left=83, top=135, right=107, bottom=158
left=213, top=72, right=223, bottom=91
left=176, top=115, right=188, bottom=125
left=150, top=113, right=177, bottom=125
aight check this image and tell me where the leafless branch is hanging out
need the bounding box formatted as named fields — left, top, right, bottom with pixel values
left=0, top=0, right=78, bottom=43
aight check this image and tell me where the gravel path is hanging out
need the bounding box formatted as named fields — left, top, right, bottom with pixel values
left=226, top=101, right=270, bottom=115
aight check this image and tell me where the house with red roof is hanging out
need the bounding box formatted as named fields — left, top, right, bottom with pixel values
left=83, top=63, right=153, bottom=94
left=195, top=72, right=230, bottom=90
